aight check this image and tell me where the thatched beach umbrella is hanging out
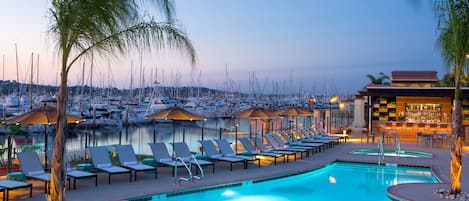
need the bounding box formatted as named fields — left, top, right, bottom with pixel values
left=233, top=107, right=280, bottom=150
left=275, top=107, right=313, bottom=132
left=5, top=103, right=82, bottom=170
left=145, top=106, right=205, bottom=156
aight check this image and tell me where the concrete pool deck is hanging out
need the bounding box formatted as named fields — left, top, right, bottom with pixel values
left=7, top=139, right=469, bottom=201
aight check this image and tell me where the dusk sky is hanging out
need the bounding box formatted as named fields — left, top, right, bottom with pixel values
left=0, top=0, right=443, bottom=95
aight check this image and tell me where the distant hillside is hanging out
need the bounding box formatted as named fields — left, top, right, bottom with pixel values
left=0, top=80, right=248, bottom=99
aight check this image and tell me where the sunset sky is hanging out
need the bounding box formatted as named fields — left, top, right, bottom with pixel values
left=0, top=0, right=442, bottom=95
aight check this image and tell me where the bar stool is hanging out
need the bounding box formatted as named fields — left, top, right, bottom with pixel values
left=395, top=122, right=403, bottom=139
left=416, top=131, right=422, bottom=144
left=417, top=123, right=426, bottom=134
left=388, top=130, right=397, bottom=144
left=439, top=123, right=449, bottom=133
left=385, top=122, right=393, bottom=136
left=405, top=122, right=414, bottom=138
left=429, top=123, right=437, bottom=133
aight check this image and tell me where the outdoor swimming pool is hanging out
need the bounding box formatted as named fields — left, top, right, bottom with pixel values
left=351, top=149, right=433, bottom=158
left=129, top=162, right=439, bottom=201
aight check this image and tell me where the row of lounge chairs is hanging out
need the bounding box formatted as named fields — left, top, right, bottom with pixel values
left=8, top=129, right=344, bottom=200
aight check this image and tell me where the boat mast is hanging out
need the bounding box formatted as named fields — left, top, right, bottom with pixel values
left=29, top=52, right=33, bottom=110
left=129, top=60, right=133, bottom=98
left=15, top=43, right=20, bottom=110
left=2, top=54, right=4, bottom=81
left=90, top=54, right=93, bottom=102
left=81, top=61, right=85, bottom=97
left=108, top=59, right=111, bottom=98
left=36, top=54, right=39, bottom=94
left=139, top=51, right=143, bottom=105
left=2, top=54, right=4, bottom=94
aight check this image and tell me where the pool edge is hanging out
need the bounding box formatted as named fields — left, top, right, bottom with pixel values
left=126, top=160, right=438, bottom=201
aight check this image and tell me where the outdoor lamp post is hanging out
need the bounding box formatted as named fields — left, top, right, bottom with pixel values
left=308, top=96, right=316, bottom=126
left=329, top=96, right=339, bottom=133
left=234, top=123, right=239, bottom=154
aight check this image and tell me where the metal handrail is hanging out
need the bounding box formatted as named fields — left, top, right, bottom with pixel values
left=175, top=157, right=192, bottom=184
left=189, top=155, right=204, bottom=179
left=378, top=134, right=384, bottom=165
left=395, top=137, right=401, bottom=157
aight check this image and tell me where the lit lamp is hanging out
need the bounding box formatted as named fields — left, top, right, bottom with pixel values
left=309, top=96, right=316, bottom=127
left=329, top=96, right=339, bottom=133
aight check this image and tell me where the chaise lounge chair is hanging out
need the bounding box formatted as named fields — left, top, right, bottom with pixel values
left=115, top=144, right=157, bottom=181
left=46, top=150, right=97, bottom=189
left=293, top=131, right=337, bottom=149
left=238, top=137, right=285, bottom=165
left=251, top=137, right=297, bottom=161
left=88, top=146, right=132, bottom=184
left=16, top=151, right=51, bottom=193
left=0, top=179, right=32, bottom=200
left=213, top=139, right=260, bottom=168
left=264, top=135, right=310, bottom=158
left=148, top=142, right=188, bottom=177
left=172, top=142, right=215, bottom=174
left=279, top=132, right=324, bottom=152
left=199, top=140, right=246, bottom=170
left=272, top=134, right=318, bottom=154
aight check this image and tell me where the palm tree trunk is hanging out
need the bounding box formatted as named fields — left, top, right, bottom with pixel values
left=49, top=68, right=68, bottom=200
left=450, top=65, right=463, bottom=194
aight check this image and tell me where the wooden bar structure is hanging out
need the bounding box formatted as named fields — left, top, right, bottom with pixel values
left=360, top=71, right=469, bottom=143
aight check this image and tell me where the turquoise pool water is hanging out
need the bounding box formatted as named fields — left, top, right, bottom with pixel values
left=351, top=149, right=433, bottom=158
left=132, top=162, right=438, bottom=201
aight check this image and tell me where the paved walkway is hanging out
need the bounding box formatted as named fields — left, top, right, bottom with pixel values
left=6, top=139, right=469, bottom=201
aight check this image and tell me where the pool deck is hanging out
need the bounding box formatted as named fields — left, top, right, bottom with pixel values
left=7, top=138, right=469, bottom=201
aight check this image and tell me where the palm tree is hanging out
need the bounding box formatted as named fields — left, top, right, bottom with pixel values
left=435, top=0, right=469, bottom=195
left=47, top=1, right=196, bottom=200
left=438, top=72, right=469, bottom=87
left=366, top=72, right=390, bottom=85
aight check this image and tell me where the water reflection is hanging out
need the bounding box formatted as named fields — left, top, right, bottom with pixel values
left=65, top=118, right=253, bottom=155
left=6, top=116, right=313, bottom=157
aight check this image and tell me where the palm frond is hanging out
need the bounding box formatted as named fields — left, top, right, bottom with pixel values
left=366, top=74, right=376, bottom=84
left=49, top=0, right=195, bottom=71
left=435, top=0, right=469, bottom=71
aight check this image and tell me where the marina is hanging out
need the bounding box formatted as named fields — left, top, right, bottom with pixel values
left=0, top=0, right=468, bottom=201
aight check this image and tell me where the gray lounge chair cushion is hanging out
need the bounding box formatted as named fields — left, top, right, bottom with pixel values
left=159, top=160, right=186, bottom=167
left=89, top=146, right=130, bottom=173
left=210, top=155, right=244, bottom=162
left=28, top=174, right=51, bottom=181
left=122, top=163, right=154, bottom=171
left=96, top=163, right=112, bottom=168
left=67, top=170, right=95, bottom=178
left=199, top=140, right=244, bottom=162
left=46, top=150, right=96, bottom=178
left=172, top=142, right=213, bottom=165
left=115, top=145, right=138, bottom=165
left=97, top=166, right=130, bottom=173
left=148, top=143, right=185, bottom=167
left=213, top=139, right=258, bottom=161
left=115, top=145, right=155, bottom=171
left=16, top=151, right=51, bottom=182
left=0, top=180, right=30, bottom=189
left=238, top=138, right=283, bottom=157
left=148, top=143, right=172, bottom=161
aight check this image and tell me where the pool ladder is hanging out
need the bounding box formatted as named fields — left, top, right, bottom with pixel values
left=377, top=135, right=385, bottom=165
left=175, top=156, right=204, bottom=185
left=395, top=137, right=401, bottom=157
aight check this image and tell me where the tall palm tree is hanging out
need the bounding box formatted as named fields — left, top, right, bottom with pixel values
left=435, top=0, right=469, bottom=195
left=47, top=0, right=196, bottom=200
left=366, top=72, right=390, bottom=85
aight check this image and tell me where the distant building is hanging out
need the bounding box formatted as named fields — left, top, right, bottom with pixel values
left=391, top=70, right=438, bottom=87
